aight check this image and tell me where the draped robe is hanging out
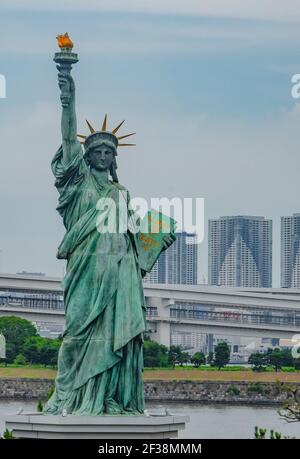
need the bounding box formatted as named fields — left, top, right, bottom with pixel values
left=44, top=143, right=146, bottom=415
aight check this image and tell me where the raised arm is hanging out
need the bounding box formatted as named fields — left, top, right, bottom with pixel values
left=57, top=65, right=80, bottom=164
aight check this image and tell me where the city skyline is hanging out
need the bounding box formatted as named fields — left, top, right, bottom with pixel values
left=7, top=213, right=300, bottom=289
left=1, top=4, right=300, bottom=287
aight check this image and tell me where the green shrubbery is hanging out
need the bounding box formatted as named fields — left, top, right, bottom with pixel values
left=1, top=316, right=298, bottom=374
left=0, top=316, right=61, bottom=367
left=190, top=352, right=206, bottom=367
left=248, top=348, right=298, bottom=373
left=247, top=382, right=264, bottom=394
left=0, top=316, right=37, bottom=362
left=13, top=353, right=27, bottom=366
left=143, top=337, right=232, bottom=369
left=254, top=426, right=288, bottom=439
left=1, top=429, right=15, bottom=439
left=22, top=335, right=60, bottom=366
left=226, top=384, right=240, bottom=396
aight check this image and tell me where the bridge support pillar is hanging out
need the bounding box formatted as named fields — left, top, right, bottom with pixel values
left=155, top=321, right=171, bottom=348
left=146, top=297, right=173, bottom=347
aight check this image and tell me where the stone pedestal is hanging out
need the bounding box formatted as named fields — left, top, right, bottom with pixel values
left=5, top=413, right=189, bottom=439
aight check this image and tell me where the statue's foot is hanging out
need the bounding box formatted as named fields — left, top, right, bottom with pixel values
left=104, top=399, right=124, bottom=415
left=123, top=407, right=137, bottom=413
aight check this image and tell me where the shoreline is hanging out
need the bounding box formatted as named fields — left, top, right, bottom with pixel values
left=0, top=378, right=298, bottom=405
left=0, top=397, right=283, bottom=406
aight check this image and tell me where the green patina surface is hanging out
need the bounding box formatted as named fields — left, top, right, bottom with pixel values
left=45, top=40, right=175, bottom=416
left=44, top=148, right=146, bottom=415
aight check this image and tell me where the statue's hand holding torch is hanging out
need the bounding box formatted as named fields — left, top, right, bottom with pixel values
left=57, top=66, right=75, bottom=108
left=53, top=33, right=78, bottom=109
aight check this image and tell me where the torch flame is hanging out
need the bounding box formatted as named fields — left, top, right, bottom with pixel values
left=56, top=33, right=73, bottom=49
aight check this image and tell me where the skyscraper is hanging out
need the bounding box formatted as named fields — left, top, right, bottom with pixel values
left=208, top=216, right=272, bottom=287
left=144, top=232, right=198, bottom=284
left=281, top=213, right=300, bottom=288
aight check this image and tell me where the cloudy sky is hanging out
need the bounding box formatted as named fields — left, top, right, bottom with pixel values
left=1, top=1, right=300, bottom=285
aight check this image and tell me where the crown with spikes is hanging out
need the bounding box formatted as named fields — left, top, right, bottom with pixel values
left=77, top=114, right=136, bottom=154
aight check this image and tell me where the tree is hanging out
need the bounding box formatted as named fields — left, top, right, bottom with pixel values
left=177, top=351, right=190, bottom=367
left=191, top=352, right=206, bottom=368
left=254, top=382, right=300, bottom=439
left=13, top=353, right=27, bottom=365
left=277, top=382, right=300, bottom=423
left=22, top=336, right=60, bottom=366
left=22, top=336, right=41, bottom=364
left=207, top=352, right=214, bottom=365
left=0, top=316, right=37, bottom=363
left=39, top=339, right=61, bottom=366
left=249, top=349, right=295, bottom=372
left=266, top=348, right=285, bottom=372
left=294, top=358, right=300, bottom=372
left=213, top=341, right=230, bottom=369
left=143, top=337, right=161, bottom=368
left=168, top=345, right=184, bottom=368
left=248, top=352, right=267, bottom=372
left=280, top=348, right=294, bottom=367
left=143, top=337, right=169, bottom=368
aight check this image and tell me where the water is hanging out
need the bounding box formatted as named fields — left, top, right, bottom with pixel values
left=147, top=402, right=300, bottom=439
left=0, top=400, right=299, bottom=439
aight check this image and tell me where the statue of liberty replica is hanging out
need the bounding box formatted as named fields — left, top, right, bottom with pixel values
left=44, top=34, right=175, bottom=416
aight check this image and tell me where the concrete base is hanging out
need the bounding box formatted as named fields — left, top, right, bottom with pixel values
left=5, top=413, right=189, bottom=439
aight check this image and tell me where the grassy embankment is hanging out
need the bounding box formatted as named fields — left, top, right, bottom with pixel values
left=0, top=365, right=299, bottom=382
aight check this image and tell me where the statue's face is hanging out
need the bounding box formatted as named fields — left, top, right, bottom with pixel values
left=88, top=144, right=114, bottom=171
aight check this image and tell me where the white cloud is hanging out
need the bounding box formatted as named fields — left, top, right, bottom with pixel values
left=2, top=0, right=300, bottom=23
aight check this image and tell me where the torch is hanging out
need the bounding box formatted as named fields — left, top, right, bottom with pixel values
left=53, top=33, right=78, bottom=73
left=54, top=33, right=78, bottom=106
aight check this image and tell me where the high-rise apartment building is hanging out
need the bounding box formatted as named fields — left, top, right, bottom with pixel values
left=144, top=232, right=198, bottom=284
left=208, top=216, right=272, bottom=287
left=281, top=213, right=300, bottom=288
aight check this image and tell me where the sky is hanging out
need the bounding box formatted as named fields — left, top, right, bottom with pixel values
left=1, top=1, right=300, bottom=285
